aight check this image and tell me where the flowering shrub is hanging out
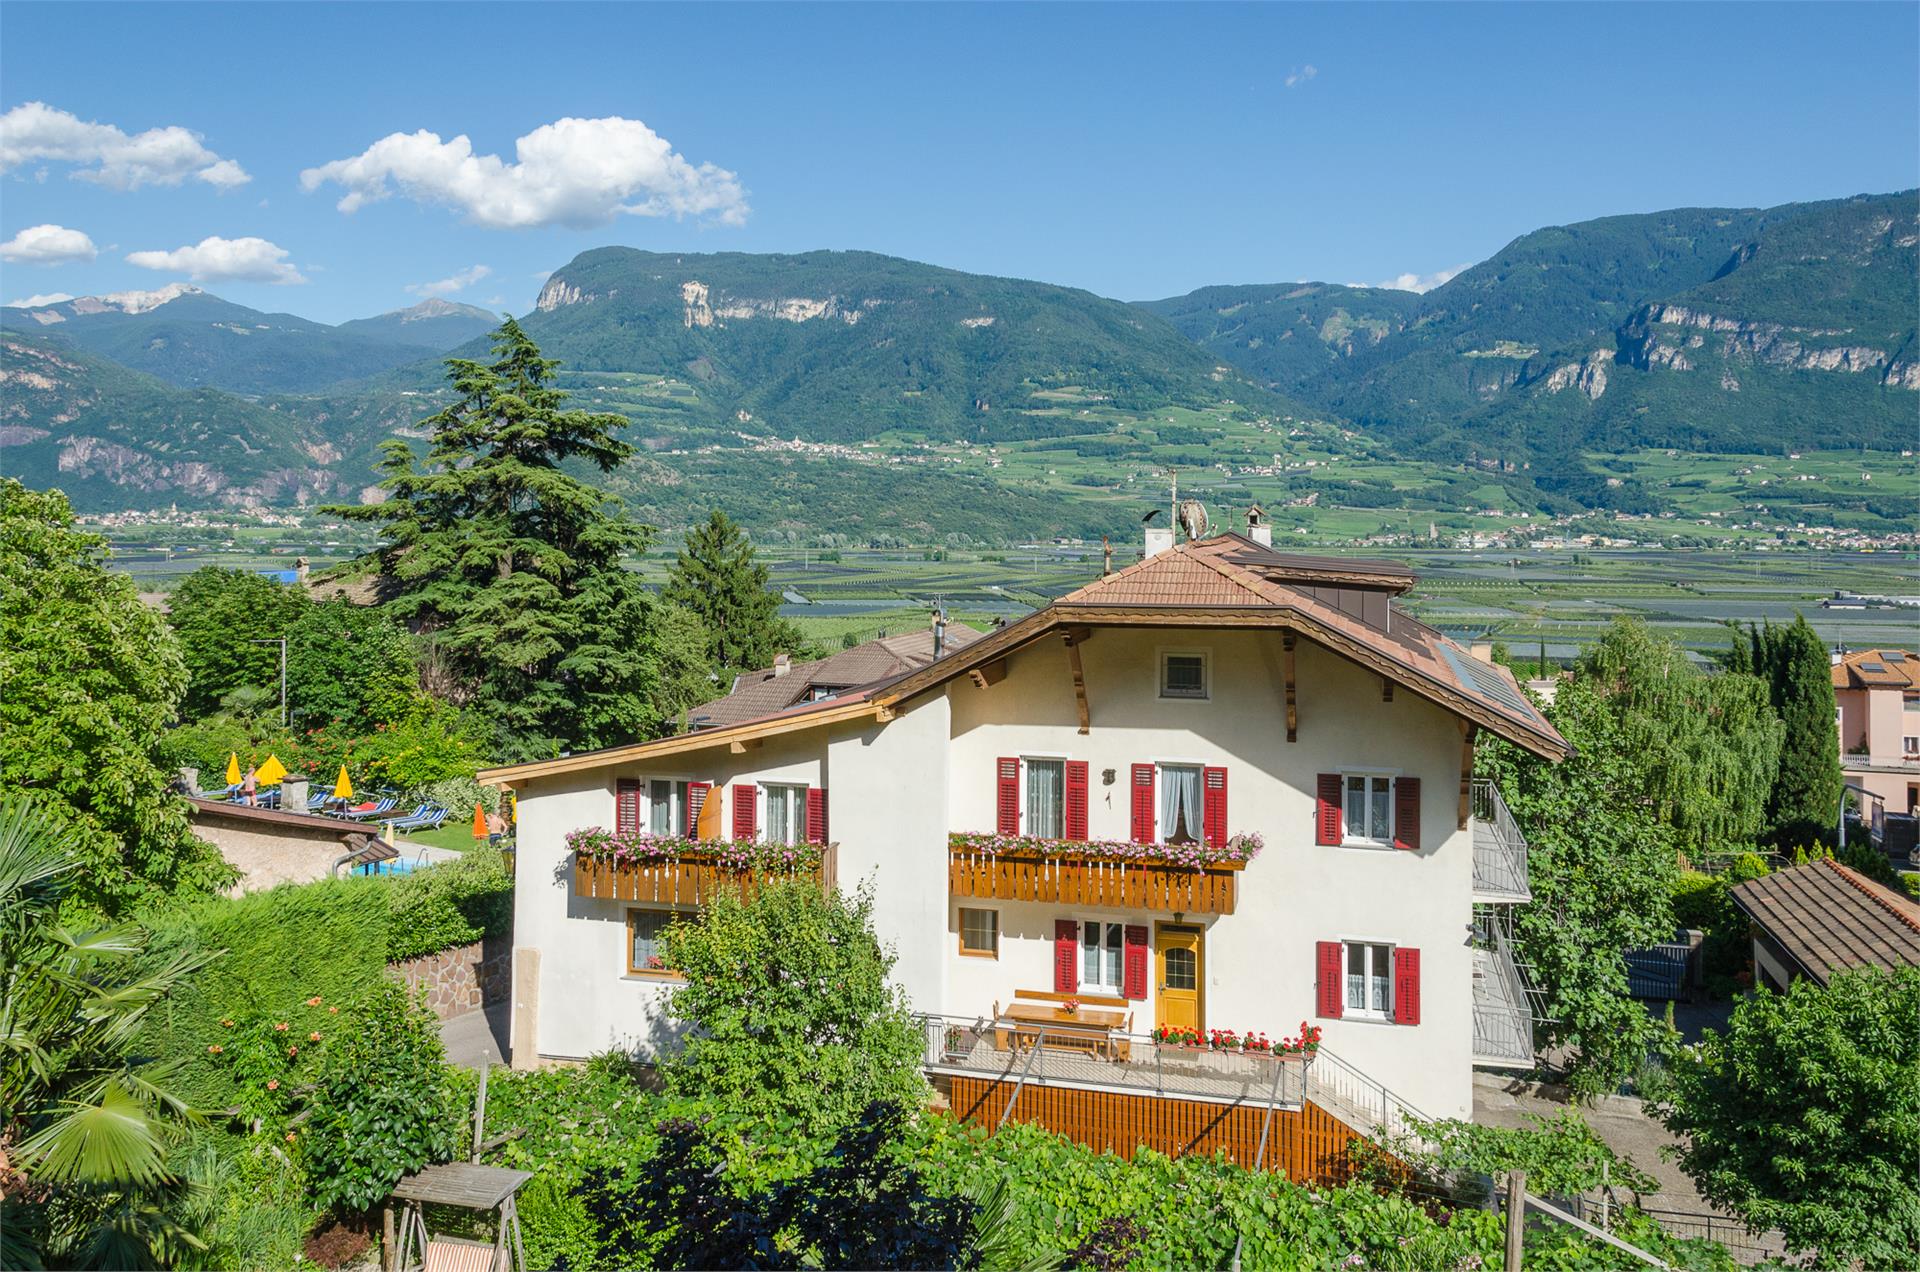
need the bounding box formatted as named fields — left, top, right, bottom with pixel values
left=1152, top=1024, right=1200, bottom=1046
left=204, top=995, right=336, bottom=1138
left=948, top=830, right=1263, bottom=870
left=1207, top=1028, right=1242, bottom=1051
left=567, top=827, right=825, bottom=874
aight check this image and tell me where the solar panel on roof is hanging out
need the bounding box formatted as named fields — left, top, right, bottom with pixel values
left=1438, top=643, right=1533, bottom=716
left=1886, top=652, right=1907, bottom=662
left=1863, top=663, right=1888, bottom=673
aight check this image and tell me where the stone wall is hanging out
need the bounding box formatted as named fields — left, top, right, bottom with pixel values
left=390, top=933, right=512, bottom=1021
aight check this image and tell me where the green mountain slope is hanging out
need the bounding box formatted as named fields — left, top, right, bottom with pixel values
left=1153, top=191, right=1918, bottom=459
left=1139, top=283, right=1422, bottom=389
left=1, top=287, right=443, bottom=394
left=508, top=248, right=1287, bottom=441
left=336, top=299, right=501, bottom=351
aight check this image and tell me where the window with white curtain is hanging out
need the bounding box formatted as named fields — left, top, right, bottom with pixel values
left=764, top=784, right=807, bottom=845
left=1343, top=774, right=1392, bottom=845
left=649, top=780, right=688, bottom=835
left=1024, top=758, right=1064, bottom=838
left=1159, top=764, right=1203, bottom=844
left=1079, top=920, right=1124, bottom=993
left=1344, top=941, right=1392, bottom=1018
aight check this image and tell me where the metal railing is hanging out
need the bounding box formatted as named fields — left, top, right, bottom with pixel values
left=915, top=1013, right=1306, bottom=1111
left=1296, top=1044, right=1435, bottom=1144
left=1470, top=778, right=1531, bottom=902
left=1472, top=923, right=1537, bottom=1068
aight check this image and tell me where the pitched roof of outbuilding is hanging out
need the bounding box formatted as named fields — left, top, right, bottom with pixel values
left=689, top=623, right=984, bottom=729
left=1730, top=857, right=1920, bottom=985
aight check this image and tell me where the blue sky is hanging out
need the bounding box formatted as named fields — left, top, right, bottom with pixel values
left=3, top=2, right=1915, bottom=323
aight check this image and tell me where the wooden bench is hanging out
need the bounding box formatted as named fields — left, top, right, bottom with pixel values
left=992, top=989, right=1132, bottom=1061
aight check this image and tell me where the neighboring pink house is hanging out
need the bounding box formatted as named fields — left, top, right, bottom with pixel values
left=1833, top=648, right=1920, bottom=818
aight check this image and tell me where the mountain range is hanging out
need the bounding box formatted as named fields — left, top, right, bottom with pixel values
left=1, top=190, right=1912, bottom=531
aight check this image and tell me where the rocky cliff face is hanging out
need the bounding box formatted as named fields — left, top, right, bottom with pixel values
left=1620, top=303, right=1908, bottom=385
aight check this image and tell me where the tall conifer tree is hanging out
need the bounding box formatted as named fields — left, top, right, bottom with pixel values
left=1750, top=615, right=1842, bottom=844
left=663, top=510, right=801, bottom=671
left=332, top=319, right=668, bottom=758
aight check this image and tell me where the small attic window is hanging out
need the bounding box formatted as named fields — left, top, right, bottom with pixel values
left=1863, top=663, right=1888, bottom=674
left=1161, top=652, right=1209, bottom=700
left=1886, top=652, right=1907, bottom=662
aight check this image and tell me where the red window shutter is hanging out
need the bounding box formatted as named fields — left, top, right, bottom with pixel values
left=1123, top=925, right=1149, bottom=1000
left=732, top=783, right=756, bottom=841
left=1064, top=761, right=1090, bottom=840
left=996, top=757, right=1020, bottom=835
left=805, top=786, right=828, bottom=844
left=1394, top=947, right=1421, bottom=1025
left=1202, top=766, right=1228, bottom=847
left=1130, top=764, right=1156, bottom=844
left=687, top=781, right=711, bottom=840
left=1316, top=940, right=1344, bottom=1018
left=1393, top=777, right=1421, bottom=852
left=615, top=779, right=641, bottom=835
left=1054, top=918, right=1078, bottom=992
left=1315, top=774, right=1343, bottom=846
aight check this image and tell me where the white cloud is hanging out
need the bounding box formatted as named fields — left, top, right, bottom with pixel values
left=5, top=292, right=72, bottom=309
left=0, top=223, right=98, bottom=264
left=301, top=115, right=748, bottom=229
left=126, top=235, right=306, bottom=284
left=1365, top=263, right=1471, bottom=294
left=482, top=295, right=506, bottom=306
left=406, top=263, right=491, bottom=297
left=1284, top=65, right=1318, bottom=88
left=0, top=101, right=250, bottom=190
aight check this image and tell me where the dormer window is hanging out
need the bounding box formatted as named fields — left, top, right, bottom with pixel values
left=1161, top=651, right=1209, bottom=700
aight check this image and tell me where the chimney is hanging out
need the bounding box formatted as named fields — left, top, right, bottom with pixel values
left=295, top=556, right=310, bottom=586
left=1469, top=641, right=1494, bottom=663
left=1246, top=504, right=1271, bottom=548
left=931, top=607, right=947, bottom=659
left=772, top=653, right=791, bottom=678
left=1145, top=526, right=1174, bottom=558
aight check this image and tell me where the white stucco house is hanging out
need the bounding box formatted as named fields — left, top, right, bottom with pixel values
left=481, top=530, right=1565, bottom=1142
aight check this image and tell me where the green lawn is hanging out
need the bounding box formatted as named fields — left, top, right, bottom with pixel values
left=397, top=821, right=487, bottom=855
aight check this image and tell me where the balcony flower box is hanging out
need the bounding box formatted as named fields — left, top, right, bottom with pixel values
left=567, top=828, right=833, bottom=903
left=948, top=831, right=1261, bottom=916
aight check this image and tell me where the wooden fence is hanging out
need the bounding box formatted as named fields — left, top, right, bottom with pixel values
left=937, top=1074, right=1360, bottom=1185
left=947, top=851, right=1241, bottom=915
left=572, top=847, right=835, bottom=905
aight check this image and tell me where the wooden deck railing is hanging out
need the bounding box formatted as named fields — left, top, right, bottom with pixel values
left=948, top=848, right=1243, bottom=914
left=572, top=846, right=835, bottom=904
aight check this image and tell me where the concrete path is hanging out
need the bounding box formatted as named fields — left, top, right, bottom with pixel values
left=440, top=1002, right=510, bottom=1070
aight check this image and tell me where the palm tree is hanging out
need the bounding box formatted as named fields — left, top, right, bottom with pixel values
left=0, top=797, right=221, bottom=1268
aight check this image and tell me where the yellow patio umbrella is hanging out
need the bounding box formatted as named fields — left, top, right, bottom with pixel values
left=224, top=752, right=242, bottom=787
left=472, top=803, right=489, bottom=840
left=332, top=765, right=354, bottom=800
left=255, top=754, right=288, bottom=785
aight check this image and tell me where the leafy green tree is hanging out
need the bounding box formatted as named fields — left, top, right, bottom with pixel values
left=1653, top=967, right=1920, bottom=1268
left=284, top=599, right=420, bottom=734
left=0, top=480, right=231, bottom=916
left=660, top=881, right=928, bottom=1135
left=650, top=603, right=719, bottom=731
left=0, top=799, right=220, bottom=1269
left=330, top=319, right=667, bottom=759
left=300, top=980, right=463, bottom=1212
left=1579, top=619, right=1782, bottom=853
left=1481, top=675, right=1681, bottom=1096
left=1743, top=616, right=1842, bottom=845
left=166, top=566, right=310, bottom=721
left=663, top=509, right=802, bottom=672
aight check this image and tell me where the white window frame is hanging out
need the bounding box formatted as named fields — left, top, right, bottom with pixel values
left=1154, top=759, right=1208, bottom=845
left=648, top=778, right=690, bottom=837
left=1021, top=754, right=1069, bottom=839
left=1341, top=938, right=1395, bottom=1021
left=761, top=782, right=808, bottom=845
left=1077, top=918, right=1126, bottom=995
left=1340, top=769, right=1397, bottom=848
left=1904, top=735, right=1920, bottom=758
left=1158, top=648, right=1210, bottom=701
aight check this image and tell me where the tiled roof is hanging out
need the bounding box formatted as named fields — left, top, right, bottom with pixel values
left=1046, top=535, right=1561, bottom=755
left=1731, top=857, right=1920, bottom=985
left=1832, top=648, right=1920, bottom=691
left=691, top=623, right=983, bottom=729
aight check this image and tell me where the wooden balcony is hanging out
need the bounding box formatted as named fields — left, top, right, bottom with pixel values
left=572, top=846, right=834, bottom=904
left=948, top=846, right=1243, bottom=914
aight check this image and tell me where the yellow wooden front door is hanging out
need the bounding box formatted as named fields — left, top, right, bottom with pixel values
left=1155, top=924, right=1204, bottom=1034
